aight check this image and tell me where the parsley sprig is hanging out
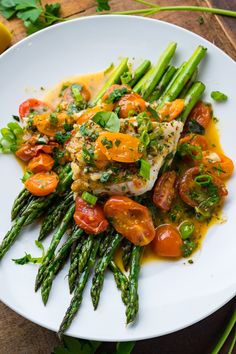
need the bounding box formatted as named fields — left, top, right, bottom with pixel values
left=0, top=0, right=64, bottom=34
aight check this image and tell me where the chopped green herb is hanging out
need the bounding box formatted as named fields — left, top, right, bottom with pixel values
left=100, top=171, right=112, bottom=183
left=139, top=159, right=151, bottom=180
left=140, top=130, right=150, bottom=148
left=211, top=91, right=228, bottom=102
left=71, top=84, right=83, bottom=103
left=115, top=139, right=121, bottom=147
left=21, top=171, right=33, bottom=183
left=188, top=120, right=205, bottom=135
left=12, top=240, right=45, bottom=265
left=49, top=113, right=58, bottom=127
left=82, top=191, right=98, bottom=205
left=105, top=87, right=128, bottom=103
left=213, top=117, right=219, bottom=123
left=63, top=123, right=73, bottom=132
left=147, top=106, right=159, bottom=120
left=92, top=111, right=120, bottom=132
left=55, top=131, right=71, bottom=145
left=101, top=137, right=113, bottom=149
left=181, top=239, right=197, bottom=257
left=12, top=115, right=20, bottom=122
left=179, top=222, right=195, bottom=240
left=80, top=123, right=99, bottom=141
left=82, top=146, right=95, bottom=165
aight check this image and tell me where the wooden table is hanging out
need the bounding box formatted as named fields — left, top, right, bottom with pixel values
left=0, top=1, right=235, bottom=353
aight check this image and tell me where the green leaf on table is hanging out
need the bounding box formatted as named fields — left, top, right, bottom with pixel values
left=92, top=111, right=120, bottom=132
left=17, top=8, right=42, bottom=22
left=96, top=0, right=110, bottom=12
left=53, top=336, right=101, bottom=354
left=116, top=341, right=136, bottom=354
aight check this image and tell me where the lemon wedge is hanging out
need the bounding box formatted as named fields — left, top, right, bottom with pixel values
left=0, top=22, right=12, bottom=54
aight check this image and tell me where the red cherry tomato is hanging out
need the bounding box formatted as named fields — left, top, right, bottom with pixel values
left=16, top=143, right=58, bottom=162
left=74, top=197, right=108, bottom=234
left=19, top=98, right=51, bottom=120
left=104, top=196, right=155, bottom=246
left=152, top=224, right=183, bottom=258
left=153, top=171, right=177, bottom=211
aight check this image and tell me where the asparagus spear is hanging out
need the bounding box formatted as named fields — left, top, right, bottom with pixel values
left=35, top=204, right=75, bottom=291
left=129, top=59, right=151, bottom=87
left=122, top=239, right=133, bottom=271
left=90, top=233, right=122, bottom=310
left=58, top=237, right=101, bottom=338
left=126, top=246, right=142, bottom=325
left=38, top=191, right=74, bottom=241
left=109, top=260, right=129, bottom=306
left=148, top=65, right=177, bottom=102
left=92, top=58, right=129, bottom=105
left=77, top=235, right=94, bottom=274
left=133, top=42, right=177, bottom=99
left=178, top=81, right=206, bottom=123
left=11, top=188, right=31, bottom=221
left=179, top=69, right=198, bottom=98
left=41, top=227, right=83, bottom=305
left=157, top=45, right=207, bottom=109
left=68, top=238, right=84, bottom=294
left=0, top=194, right=55, bottom=261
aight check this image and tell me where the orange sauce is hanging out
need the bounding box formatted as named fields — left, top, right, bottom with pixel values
left=19, top=71, right=228, bottom=265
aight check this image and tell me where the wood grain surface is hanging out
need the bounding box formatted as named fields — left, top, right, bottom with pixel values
left=0, top=1, right=235, bottom=353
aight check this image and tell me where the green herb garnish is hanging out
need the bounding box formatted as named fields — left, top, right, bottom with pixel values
left=211, top=91, right=228, bottom=102
left=139, top=159, right=151, bottom=180
left=92, top=111, right=120, bottom=132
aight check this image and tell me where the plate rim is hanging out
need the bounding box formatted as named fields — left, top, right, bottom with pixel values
left=0, top=14, right=236, bottom=341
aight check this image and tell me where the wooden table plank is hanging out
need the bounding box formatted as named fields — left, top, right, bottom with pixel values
left=0, top=1, right=235, bottom=353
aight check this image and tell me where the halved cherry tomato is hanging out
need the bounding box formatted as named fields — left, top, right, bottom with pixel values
left=153, top=171, right=177, bottom=211
left=152, top=224, right=183, bottom=258
left=179, top=133, right=208, bottom=151
left=76, top=103, right=114, bottom=125
left=201, top=151, right=234, bottom=180
left=116, top=93, right=147, bottom=118
left=16, top=143, right=58, bottom=161
left=61, top=83, right=91, bottom=103
left=94, top=144, right=109, bottom=169
left=102, top=84, right=131, bottom=102
left=188, top=101, right=212, bottom=129
left=34, top=112, right=73, bottom=137
left=179, top=166, right=228, bottom=208
left=104, top=196, right=155, bottom=246
left=25, top=171, right=59, bottom=196
left=74, top=197, right=108, bottom=234
left=19, top=98, right=51, bottom=120
left=158, top=99, right=185, bottom=122
left=28, top=153, right=54, bottom=173
left=95, top=132, right=142, bottom=163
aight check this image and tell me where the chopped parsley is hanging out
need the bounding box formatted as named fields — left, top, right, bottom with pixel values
left=100, top=171, right=112, bottom=183
left=101, top=137, right=113, bottom=149
left=49, top=113, right=58, bottom=127
left=55, top=131, right=71, bottom=144
left=105, top=87, right=128, bottom=103
left=82, top=145, right=95, bottom=165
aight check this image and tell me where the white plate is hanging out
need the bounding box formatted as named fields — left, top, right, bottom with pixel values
left=0, top=16, right=235, bottom=342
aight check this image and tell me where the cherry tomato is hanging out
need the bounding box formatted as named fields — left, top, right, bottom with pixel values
left=179, top=166, right=228, bottom=208
left=19, top=98, right=51, bottom=120
left=28, top=153, right=54, bottom=173
left=25, top=171, right=59, bottom=196
left=179, top=133, right=208, bottom=151
left=104, top=196, right=155, bottom=246
left=16, top=143, right=58, bottom=162
left=116, top=93, right=147, bottom=118
left=152, top=224, right=183, bottom=258
left=188, top=101, right=212, bottom=128
left=74, top=197, right=108, bottom=234
left=158, top=99, right=185, bottom=122
left=34, top=112, right=73, bottom=137
left=96, top=132, right=142, bottom=163
left=201, top=151, right=234, bottom=180
left=102, top=84, right=131, bottom=102
left=153, top=171, right=177, bottom=211
left=61, top=83, right=91, bottom=104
